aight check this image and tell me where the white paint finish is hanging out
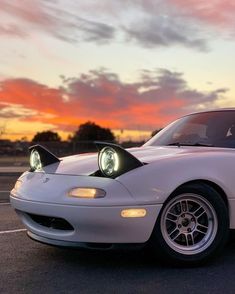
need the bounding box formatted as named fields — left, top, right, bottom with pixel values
left=43, top=146, right=184, bottom=176
left=118, top=147, right=235, bottom=229
left=0, top=228, right=26, bottom=235
left=9, top=109, right=235, bottom=245
left=10, top=144, right=235, bottom=244
left=12, top=196, right=162, bottom=243
left=44, top=153, right=98, bottom=176
left=11, top=172, right=136, bottom=207
left=118, top=147, right=235, bottom=208
left=228, top=199, right=235, bottom=227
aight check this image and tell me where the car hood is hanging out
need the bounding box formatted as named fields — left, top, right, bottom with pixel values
left=44, top=145, right=221, bottom=176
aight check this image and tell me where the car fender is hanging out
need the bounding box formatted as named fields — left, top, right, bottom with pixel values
left=118, top=151, right=235, bottom=208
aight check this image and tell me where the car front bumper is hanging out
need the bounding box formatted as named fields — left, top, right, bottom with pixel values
left=10, top=171, right=163, bottom=245
left=10, top=195, right=162, bottom=244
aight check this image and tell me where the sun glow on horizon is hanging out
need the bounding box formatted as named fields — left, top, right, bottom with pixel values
left=0, top=0, right=235, bottom=142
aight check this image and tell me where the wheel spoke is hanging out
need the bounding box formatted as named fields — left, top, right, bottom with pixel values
left=161, top=192, right=218, bottom=255
left=166, top=217, right=177, bottom=224
left=185, top=200, right=190, bottom=212
left=196, top=227, right=207, bottom=235
left=197, top=223, right=208, bottom=230
left=196, top=210, right=206, bottom=219
left=172, top=231, right=181, bottom=241
left=167, top=212, right=178, bottom=220
left=185, top=233, right=194, bottom=246
left=168, top=225, right=177, bottom=235
left=180, top=200, right=188, bottom=213
left=185, top=233, right=189, bottom=246
left=193, top=206, right=205, bottom=218
left=193, top=205, right=202, bottom=215
left=169, top=228, right=180, bottom=240
left=190, top=233, right=195, bottom=245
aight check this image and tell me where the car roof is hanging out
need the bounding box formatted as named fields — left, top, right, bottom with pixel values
left=183, top=108, right=235, bottom=118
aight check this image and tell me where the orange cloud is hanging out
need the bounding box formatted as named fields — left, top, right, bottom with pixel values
left=0, top=69, right=228, bottom=140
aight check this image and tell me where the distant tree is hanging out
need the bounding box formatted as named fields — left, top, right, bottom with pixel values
left=32, top=130, right=61, bottom=142
left=151, top=128, right=163, bottom=137
left=71, top=122, right=115, bottom=142
left=0, top=124, right=7, bottom=139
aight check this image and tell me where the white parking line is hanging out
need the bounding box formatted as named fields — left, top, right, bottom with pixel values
left=0, top=228, right=26, bottom=235
left=0, top=202, right=10, bottom=205
left=0, top=191, right=10, bottom=193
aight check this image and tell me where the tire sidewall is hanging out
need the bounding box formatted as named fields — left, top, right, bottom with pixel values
left=151, top=183, right=229, bottom=264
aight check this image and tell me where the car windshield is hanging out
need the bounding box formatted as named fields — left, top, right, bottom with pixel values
left=145, top=110, right=235, bottom=149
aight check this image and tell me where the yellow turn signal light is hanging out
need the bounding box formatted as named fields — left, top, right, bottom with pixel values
left=14, top=180, right=22, bottom=191
left=68, top=188, right=106, bottom=199
left=121, top=208, right=147, bottom=218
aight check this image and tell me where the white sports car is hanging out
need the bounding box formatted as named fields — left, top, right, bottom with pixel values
left=11, top=109, right=235, bottom=264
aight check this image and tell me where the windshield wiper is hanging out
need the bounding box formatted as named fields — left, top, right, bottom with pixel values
left=167, top=142, right=181, bottom=147
left=167, top=142, right=214, bottom=147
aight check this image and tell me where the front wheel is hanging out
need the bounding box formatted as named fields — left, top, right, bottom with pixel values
left=151, top=183, right=229, bottom=265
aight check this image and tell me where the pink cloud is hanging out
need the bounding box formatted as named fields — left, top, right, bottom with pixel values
left=0, top=0, right=54, bottom=28
left=0, top=23, right=27, bottom=37
left=0, top=69, right=228, bottom=133
left=169, top=0, right=235, bottom=28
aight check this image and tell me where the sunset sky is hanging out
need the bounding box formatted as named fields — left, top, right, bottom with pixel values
left=0, top=0, right=235, bottom=142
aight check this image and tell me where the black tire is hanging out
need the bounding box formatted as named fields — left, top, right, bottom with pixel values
left=150, top=183, right=229, bottom=265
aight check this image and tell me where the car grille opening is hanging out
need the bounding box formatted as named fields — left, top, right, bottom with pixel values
left=27, top=213, right=74, bottom=231
left=85, top=243, right=113, bottom=249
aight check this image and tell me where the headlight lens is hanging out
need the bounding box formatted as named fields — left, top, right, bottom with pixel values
left=98, top=147, right=119, bottom=177
left=30, top=150, right=42, bottom=171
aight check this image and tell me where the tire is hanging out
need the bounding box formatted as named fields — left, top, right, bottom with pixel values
left=151, top=183, right=229, bottom=265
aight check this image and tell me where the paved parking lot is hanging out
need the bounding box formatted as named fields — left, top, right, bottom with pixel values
left=2, top=175, right=235, bottom=294
left=0, top=174, right=18, bottom=203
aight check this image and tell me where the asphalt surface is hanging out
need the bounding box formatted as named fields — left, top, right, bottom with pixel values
left=2, top=175, right=235, bottom=294
left=0, top=174, right=18, bottom=202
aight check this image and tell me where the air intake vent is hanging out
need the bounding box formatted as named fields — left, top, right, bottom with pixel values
left=28, top=213, right=74, bottom=231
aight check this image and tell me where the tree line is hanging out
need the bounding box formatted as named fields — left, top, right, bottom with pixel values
left=32, top=121, right=162, bottom=143
left=32, top=122, right=115, bottom=143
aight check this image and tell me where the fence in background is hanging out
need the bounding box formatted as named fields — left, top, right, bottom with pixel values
left=0, top=140, right=144, bottom=158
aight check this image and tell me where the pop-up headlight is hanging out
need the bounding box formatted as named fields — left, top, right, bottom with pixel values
left=28, top=145, right=60, bottom=171
left=30, top=150, right=42, bottom=171
left=96, top=142, right=144, bottom=178
left=98, top=147, right=119, bottom=177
